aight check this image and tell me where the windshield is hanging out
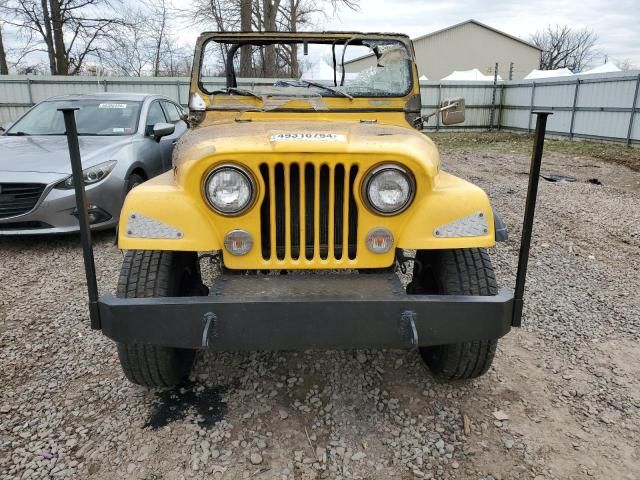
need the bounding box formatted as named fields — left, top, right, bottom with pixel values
left=199, top=38, right=413, bottom=106
left=7, top=100, right=142, bottom=136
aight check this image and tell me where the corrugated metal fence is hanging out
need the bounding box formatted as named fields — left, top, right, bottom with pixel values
left=1, top=72, right=639, bottom=144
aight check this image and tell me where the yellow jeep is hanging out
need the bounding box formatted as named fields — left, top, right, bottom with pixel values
left=72, top=32, right=542, bottom=388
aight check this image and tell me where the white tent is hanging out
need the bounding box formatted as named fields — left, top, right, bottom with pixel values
left=300, top=59, right=358, bottom=82
left=441, top=69, right=501, bottom=81
left=580, top=63, right=622, bottom=75
left=524, top=68, right=573, bottom=79
left=301, top=59, right=336, bottom=81
left=419, top=75, right=429, bottom=81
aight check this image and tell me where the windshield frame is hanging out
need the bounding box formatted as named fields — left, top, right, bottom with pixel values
left=196, top=33, right=415, bottom=103
left=6, top=99, right=143, bottom=137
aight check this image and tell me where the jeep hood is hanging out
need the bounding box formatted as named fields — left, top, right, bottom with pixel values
left=175, top=120, right=439, bottom=175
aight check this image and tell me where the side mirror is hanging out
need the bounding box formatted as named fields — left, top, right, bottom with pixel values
left=0, top=123, right=10, bottom=133
left=150, top=122, right=175, bottom=141
left=440, top=97, right=465, bottom=125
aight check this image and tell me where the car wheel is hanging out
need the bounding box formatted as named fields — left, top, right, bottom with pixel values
left=115, top=250, right=207, bottom=387
left=406, top=248, right=499, bottom=380
left=126, top=173, right=145, bottom=192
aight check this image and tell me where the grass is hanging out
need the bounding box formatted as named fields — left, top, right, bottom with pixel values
left=426, top=131, right=640, bottom=172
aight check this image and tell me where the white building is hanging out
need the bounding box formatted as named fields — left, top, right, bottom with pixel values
left=344, top=20, right=541, bottom=81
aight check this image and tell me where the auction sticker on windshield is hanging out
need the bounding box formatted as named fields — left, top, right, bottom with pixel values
left=98, top=103, right=128, bottom=109
left=270, top=133, right=346, bottom=142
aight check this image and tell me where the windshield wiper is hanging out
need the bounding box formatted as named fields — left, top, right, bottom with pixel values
left=302, top=81, right=353, bottom=99
left=5, top=131, right=30, bottom=136
left=212, top=87, right=263, bottom=100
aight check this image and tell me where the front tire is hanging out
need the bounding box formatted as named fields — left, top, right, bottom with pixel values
left=126, top=172, right=145, bottom=192
left=116, top=250, right=205, bottom=387
left=407, top=248, right=498, bottom=380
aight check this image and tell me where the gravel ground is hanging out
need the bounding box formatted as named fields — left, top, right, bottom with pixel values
left=1, top=133, right=639, bottom=480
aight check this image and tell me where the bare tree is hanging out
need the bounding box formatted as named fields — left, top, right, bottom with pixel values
left=94, top=0, right=188, bottom=77
left=98, top=8, right=152, bottom=76
left=0, top=0, right=13, bottom=73
left=191, top=0, right=359, bottom=78
left=614, top=58, right=636, bottom=71
left=530, top=25, right=598, bottom=72
left=0, top=23, right=8, bottom=74
left=147, top=0, right=168, bottom=76
left=4, top=0, right=126, bottom=75
left=239, top=0, right=252, bottom=76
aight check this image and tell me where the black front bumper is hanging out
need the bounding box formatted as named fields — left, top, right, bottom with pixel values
left=98, top=274, right=514, bottom=350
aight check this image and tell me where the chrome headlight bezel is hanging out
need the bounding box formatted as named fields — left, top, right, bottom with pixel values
left=202, top=163, right=257, bottom=216
left=362, top=163, right=416, bottom=216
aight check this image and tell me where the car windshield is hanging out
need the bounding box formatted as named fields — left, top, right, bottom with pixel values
left=199, top=37, right=413, bottom=108
left=7, top=100, right=142, bottom=136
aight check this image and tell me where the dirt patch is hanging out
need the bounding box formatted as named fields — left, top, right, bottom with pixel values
left=428, top=130, right=640, bottom=173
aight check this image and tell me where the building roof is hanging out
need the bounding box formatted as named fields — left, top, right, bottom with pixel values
left=345, top=19, right=541, bottom=65
left=412, top=20, right=541, bottom=51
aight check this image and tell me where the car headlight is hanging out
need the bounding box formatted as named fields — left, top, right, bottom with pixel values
left=203, top=164, right=256, bottom=215
left=55, top=160, right=117, bottom=189
left=363, top=164, right=415, bottom=215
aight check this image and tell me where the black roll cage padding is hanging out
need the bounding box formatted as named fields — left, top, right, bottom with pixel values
left=331, top=40, right=339, bottom=87
left=340, top=37, right=359, bottom=87
left=225, top=43, right=242, bottom=88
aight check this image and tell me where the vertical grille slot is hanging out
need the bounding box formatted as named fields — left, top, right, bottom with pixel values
left=333, top=164, right=345, bottom=259
left=274, top=164, right=286, bottom=260
left=319, top=165, right=330, bottom=260
left=348, top=165, right=359, bottom=260
left=304, top=164, right=315, bottom=260
left=259, top=164, right=271, bottom=259
left=259, top=162, right=359, bottom=264
left=289, top=164, right=300, bottom=260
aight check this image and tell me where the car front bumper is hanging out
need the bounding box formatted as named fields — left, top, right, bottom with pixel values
left=97, top=274, right=514, bottom=350
left=0, top=171, right=122, bottom=235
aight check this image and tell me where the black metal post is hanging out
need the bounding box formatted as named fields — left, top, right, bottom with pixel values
left=569, top=78, right=580, bottom=139
left=489, top=62, right=498, bottom=131
left=512, top=111, right=551, bottom=327
left=59, top=107, right=101, bottom=330
left=627, top=73, right=640, bottom=146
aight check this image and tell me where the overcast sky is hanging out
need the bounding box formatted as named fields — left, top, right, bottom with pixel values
left=318, top=0, right=640, bottom=67
left=178, top=0, right=640, bottom=68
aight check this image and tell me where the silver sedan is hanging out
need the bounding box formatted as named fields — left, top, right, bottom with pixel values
left=0, top=93, right=187, bottom=234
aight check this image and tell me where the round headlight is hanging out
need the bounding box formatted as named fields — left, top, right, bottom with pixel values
left=363, top=165, right=415, bottom=215
left=204, top=165, right=255, bottom=215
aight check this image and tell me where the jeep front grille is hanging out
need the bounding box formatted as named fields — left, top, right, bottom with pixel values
left=0, top=183, right=46, bottom=219
left=259, top=162, right=359, bottom=262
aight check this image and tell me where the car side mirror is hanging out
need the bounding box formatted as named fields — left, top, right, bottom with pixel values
left=440, top=97, right=465, bottom=125
left=0, top=123, right=9, bottom=133
left=150, top=122, right=175, bottom=141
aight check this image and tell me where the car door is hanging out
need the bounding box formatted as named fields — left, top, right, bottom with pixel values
left=142, top=100, right=171, bottom=177
left=160, top=101, right=188, bottom=167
